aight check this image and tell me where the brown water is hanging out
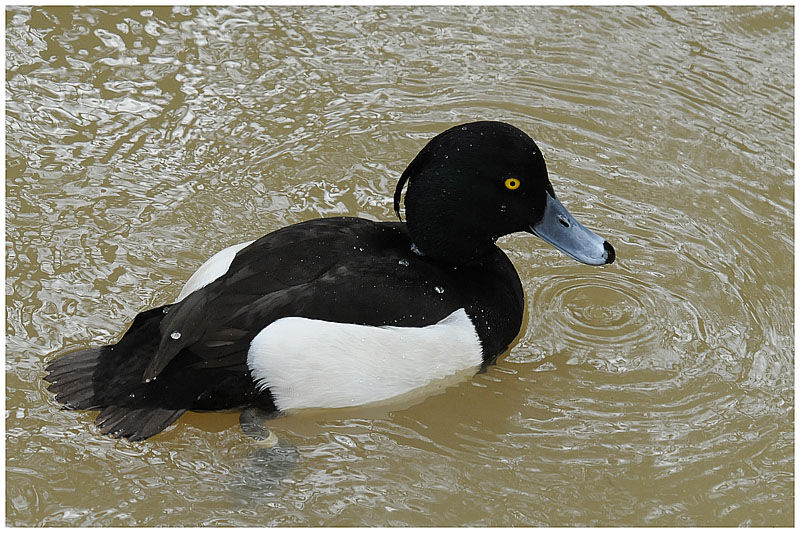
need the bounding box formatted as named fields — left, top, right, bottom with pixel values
left=5, top=5, right=793, bottom=527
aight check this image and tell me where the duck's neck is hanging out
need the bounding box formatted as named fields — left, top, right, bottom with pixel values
left=406, top=218, right=497, bottom=265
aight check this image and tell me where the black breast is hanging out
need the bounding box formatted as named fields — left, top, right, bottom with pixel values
left=445, top=248, right=525, bottom=359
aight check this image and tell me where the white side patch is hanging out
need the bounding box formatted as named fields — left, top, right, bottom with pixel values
left=247, top=308, right=483, bottom=411
left=176, top=240, right=253, bottom=302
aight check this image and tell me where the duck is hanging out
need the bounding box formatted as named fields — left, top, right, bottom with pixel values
left=44, top=121, right=615, bottom=441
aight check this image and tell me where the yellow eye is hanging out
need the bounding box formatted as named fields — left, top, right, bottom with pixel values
left=504, top=177, right=521, bottom=190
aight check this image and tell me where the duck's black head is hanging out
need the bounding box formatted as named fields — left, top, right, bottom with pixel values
left=394, top=121, right=615, bottom=266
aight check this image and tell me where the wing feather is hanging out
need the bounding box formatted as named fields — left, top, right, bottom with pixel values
left=142, top=218, right=463, bottom=380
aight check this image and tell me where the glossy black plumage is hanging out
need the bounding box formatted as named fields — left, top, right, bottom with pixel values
left=45, top=218, right=524, bottom=439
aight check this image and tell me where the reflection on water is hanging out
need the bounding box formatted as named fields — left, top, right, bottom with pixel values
left=6, top=5, right=793, bottom=527
left=227, top=441, right=303, bottom=506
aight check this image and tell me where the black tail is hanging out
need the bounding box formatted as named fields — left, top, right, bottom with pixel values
left=44, top=306, right=186, bottom=441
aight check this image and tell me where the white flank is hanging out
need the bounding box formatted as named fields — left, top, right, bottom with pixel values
left=247, top=308, right=483, bottom=410
left=176, top=240, right=253, bottom=301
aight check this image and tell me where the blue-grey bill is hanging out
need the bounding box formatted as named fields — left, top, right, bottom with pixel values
left=530, top=192, right=615, bottom=266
